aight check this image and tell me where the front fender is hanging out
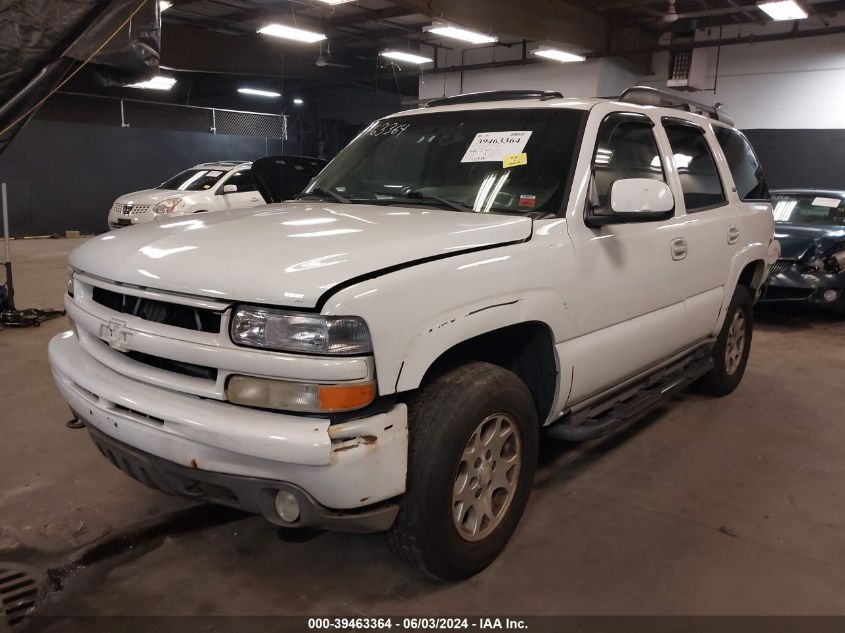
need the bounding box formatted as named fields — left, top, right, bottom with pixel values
left=321, top=223, right=576, bottom=397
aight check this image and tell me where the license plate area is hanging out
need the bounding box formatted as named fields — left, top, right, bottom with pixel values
left=116, top=218, right=132, bottom=226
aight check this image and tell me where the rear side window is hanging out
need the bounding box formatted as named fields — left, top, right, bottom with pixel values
left=663, top=121, right=726, bottom=212
left=592, top=113, right=666, bottom=208
left=714, top=127, right=769, bottom=201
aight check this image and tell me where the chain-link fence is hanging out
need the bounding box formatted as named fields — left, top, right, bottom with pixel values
left=36, top=92, right=287, bottom=140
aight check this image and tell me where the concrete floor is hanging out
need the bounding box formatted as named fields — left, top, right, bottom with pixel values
left=3, top=238, right=845, bottom=624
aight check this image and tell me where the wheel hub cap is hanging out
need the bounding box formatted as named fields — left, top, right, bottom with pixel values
left=725, top=308, right=746, bottom=376
left=452, top=413, right=522, bottom=542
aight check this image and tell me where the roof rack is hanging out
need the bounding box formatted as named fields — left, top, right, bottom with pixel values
left=618, top=86, right=734, bottom=126
left=424, top=90, right=564, bottom=108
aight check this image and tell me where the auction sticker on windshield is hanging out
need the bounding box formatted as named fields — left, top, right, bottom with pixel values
left=812, top=197, right=841, bottom=208
left=462, top=131, right=532, bottom=163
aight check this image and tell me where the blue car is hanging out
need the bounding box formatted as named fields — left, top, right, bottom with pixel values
left=763, top=190, right=845, bottom=313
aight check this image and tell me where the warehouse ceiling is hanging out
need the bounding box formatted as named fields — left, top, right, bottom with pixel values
left=157, top=0, right=845, bottom=78
left=56, top=0, right=845, bottom=108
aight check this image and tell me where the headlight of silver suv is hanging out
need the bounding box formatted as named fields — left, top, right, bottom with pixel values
left=66, top=267, right=75, bottom=297
left=153, top=196, right=183, bottom=215
left=230, top=306, right=373, bottom=355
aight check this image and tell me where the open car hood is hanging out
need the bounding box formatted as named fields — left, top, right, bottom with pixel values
left=251, top=155, right=328, bottom=203
left=71, top=202, right=532, bottom=308
left=775, top=224, right=845, bottom=260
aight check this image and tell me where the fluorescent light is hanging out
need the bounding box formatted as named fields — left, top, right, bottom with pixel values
left=257, top=23, right=327, bottom=43
left=159, top=0, right=172, bottom=11
left=238, top=87, right=281, bottom=98
left=127, top=76, right=177, bottom=90
left=532, top=47, right=586, bottom=63
left=757, top=0, right=808, bottom=20
left=293, top=98, right=304, bottom=105
left=424, top=23, right=497, bottom=45
left=380, top=50, right=433, bottom=64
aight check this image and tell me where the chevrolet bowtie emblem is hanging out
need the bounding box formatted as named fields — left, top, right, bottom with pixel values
left=101, top=319, right=133, bottom=352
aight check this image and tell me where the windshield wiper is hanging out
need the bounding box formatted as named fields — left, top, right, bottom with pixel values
left=389, top=190, right=473, bottom=213
left=294, top=187, right=350, bottom=204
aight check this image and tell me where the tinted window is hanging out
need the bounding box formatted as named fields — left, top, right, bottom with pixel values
left=714, top=127, right=768, bottom=201
left=663, top=122, right=726, bottom=212
left=308, top=109, right=586, bottom=216
left=223, top=170, right=256, bottom=193
left=159, top=168, right=226, bottom=191
left=592, top=113, right=665, bottom=208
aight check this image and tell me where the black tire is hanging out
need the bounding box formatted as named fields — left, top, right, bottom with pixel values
left=387, top=362, right=539, bottom=581
left=697, top=285, right=754, bottom=396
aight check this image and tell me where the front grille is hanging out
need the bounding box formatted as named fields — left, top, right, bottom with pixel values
left=763, top=286, right=813, bottom=301
left=112, top=203, right=152, bottom=215
left=123, top=349, right=218, bottom=381
left=768, top=259, right=794, bottom=278
left=92, top=286, right=222, bottom=333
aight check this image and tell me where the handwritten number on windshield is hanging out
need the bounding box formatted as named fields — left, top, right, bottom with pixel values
left=368, top=122, right=411, bottom=137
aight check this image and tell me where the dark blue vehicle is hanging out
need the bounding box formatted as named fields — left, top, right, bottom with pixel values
left=763, top=190, right=845, bottom=313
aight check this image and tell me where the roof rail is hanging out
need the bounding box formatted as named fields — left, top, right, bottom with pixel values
left=618, top=86, right=734, bottom=126
left=424, top=90, right=564, bottom=108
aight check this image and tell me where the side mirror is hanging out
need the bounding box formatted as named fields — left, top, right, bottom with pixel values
left=221, top=184, right=237, bottom=194
left=586, top=178, right=675, bottom=228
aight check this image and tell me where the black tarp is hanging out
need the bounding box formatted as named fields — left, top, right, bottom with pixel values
left=0, top=0, right=160, bottom=153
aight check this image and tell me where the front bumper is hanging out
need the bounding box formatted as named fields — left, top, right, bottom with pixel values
left=761, top=266, right=845, bottom=309
left=49, top=331, right=408, bottom=529
left=86, top=425, right=399, bottom=532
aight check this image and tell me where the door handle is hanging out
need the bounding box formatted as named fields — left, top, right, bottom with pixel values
left=727, top=225, right=740, bottom=245
left=671, top=237, right=688, bottom=261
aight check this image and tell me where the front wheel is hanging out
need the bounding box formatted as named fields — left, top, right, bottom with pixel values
left=388, top=362, right=538, bottom=581
left=697, top=285, right=754, bottom=396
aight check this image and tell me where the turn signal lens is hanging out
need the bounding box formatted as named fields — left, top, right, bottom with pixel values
left=318, top=383, right=377, bottom=412
left=227, top=375, right=376, bottom=413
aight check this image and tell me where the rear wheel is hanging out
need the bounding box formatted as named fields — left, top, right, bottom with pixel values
left=388, top=362, right=538, bottom=580
left=697, top=285, right=754, bottom=396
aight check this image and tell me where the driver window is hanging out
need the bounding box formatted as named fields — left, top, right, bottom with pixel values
left=222, top=170, right=256, bottom=193
left=592, top=114, right=666, bottom=208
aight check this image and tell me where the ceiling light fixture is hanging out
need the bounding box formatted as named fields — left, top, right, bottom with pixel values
left=257, top=23, right=327, bottom=43
left=423, top=23, right=498, bottom=45
left=238, top=88, right=281, bottom=97
left=159, top=0, right=172, bottom=11
left=532, top=47, right=586, bottom=63
left=757, top=0, right=808, bottom=20
left=126, top=76, right=177, bottom=90
left=293, top=98, right=305, bottom=105
left=380, top=50, right=433, bottom=64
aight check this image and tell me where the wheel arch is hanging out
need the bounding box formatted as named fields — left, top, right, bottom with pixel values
left=410, top=321, right=560, bottom=425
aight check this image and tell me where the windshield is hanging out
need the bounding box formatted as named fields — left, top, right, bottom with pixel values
left=159, top=168, right=227, bottom=191
left=773, top=194, right=845, bottom=226
left=305, top=108, right=586, bottom=215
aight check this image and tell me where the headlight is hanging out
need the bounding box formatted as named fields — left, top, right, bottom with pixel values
left=153, top=197, right=183, bottom=214
left=66, top=267, right=75, bottom=297
left=230, top=306, right=372, bottom=355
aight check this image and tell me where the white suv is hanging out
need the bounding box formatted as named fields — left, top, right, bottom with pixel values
left=51, top=87, right=777, bottom=580
left=106, top=161, right=264, bottom=229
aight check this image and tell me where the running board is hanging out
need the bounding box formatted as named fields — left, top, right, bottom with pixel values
left=546, top=356, right=715, bottom=442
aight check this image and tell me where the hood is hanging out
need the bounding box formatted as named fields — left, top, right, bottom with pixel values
left=775, top=223, right=845, bottom=260
left=116, top=189, right=187, bottom=205
left=72, top=203, right=532, bottom=308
